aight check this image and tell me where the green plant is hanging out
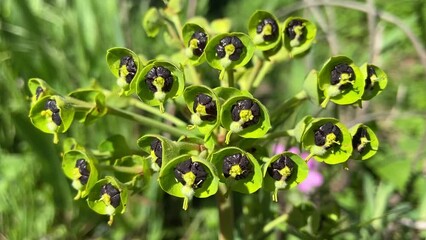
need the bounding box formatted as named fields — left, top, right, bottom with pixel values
left=25, top=1, right=390, bottom=239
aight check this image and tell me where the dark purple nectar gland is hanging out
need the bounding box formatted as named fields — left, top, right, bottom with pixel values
left=285, top=19, right=306, bottom=43
left=188, top=31, right=208, bottom=57
left=145, top=66, right=174, bottom=93
left=330, top=63, right=356, bottom=90
left=352, top=127, right=370, bottom=153
left=193, top=93, right=217, bottom=121
left=119, top=56, right=137, bottom=84
left=314, top=122, right=342, bottom=150
left=174, top=158, right=208, bottom=189
left=75, top=158, right=90, bottom=185
left=100, top=183, right=121, bottom=208
left=35, top=86, right=44, bottom=100
left=222, top=153, right=253, bottom=180
left=231, top=99, right=260, bottom=128
left=267, top=155, right=296, bottom=181
left=365, top=65, right=377, bottom=90
left=256, top=18, right=279, bottom=41
left=45, top=99, right=62, bottom=126
left=215, top=36, right=245, bottom=61
left=150, top=138, right=163, bottom=168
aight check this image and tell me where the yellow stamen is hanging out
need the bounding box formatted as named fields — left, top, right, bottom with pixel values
left=229, top=165, right=243, bottom=178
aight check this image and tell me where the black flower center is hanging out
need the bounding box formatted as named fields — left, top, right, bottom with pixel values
left=174, top=158, right=208, bottom=189
left=150, top=138, right=162, bottom=168
left=285, top=19, right=306, bottom=41
left=145, top=66, right=174, bottom=93
left=193, top=93, right=217, bottom=121
left=45, top=99, right=62, bottom=126
left=256, top=18, right=279, bottom=41
left=222, top=153, right=252, bottom=180
left=314, top=122, right=342, bottom=149
left=100, top=183, right=121, bottom=208
left=119, top=56, right=137, bottom=84
left=352, top=127, right=370, bottom=153
left=231, top=99, right=260, bottom=128
left=35, top=86, right=44, bottom=100
left=215, top=36, right=245, bottom=61
left=75, top=158, right=90, bottom=185
left=331, top=63, right=355, bottom=90
left=267, top=155, right=296, bottom=181
left=188, top=31, right=208, bottom=57
left=365, top=65, right=377, bottom=90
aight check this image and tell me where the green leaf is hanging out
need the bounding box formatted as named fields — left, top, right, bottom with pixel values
left=302, top=118, right=353, bottom=164
left=282, top=17, right=317, bottom=57
left=262, top=152, right=309, bottom=202
left=302, top=70, right=324, bottom=105
left=142, top=8, right=163, bottom=38
left=210, top=147, right=262, bottom=194
left=98, top=135, right=131, bottom=160
left=213, top=86, right=253, bottom=101
left=293, top=115, right=314, bottom=143
left=62, top=150, right=98, bottom=199
left=68, top=89, right=107, bottom=124
left=349, top=124, right=379, bottom=160
left=248, top=10, right=282, bottom=51
left=113, top=155, right=151, bottom=187
left=106, top=47, right=142, bottom=96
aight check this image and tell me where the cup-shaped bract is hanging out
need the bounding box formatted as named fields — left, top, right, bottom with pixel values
left=302, top=118, right=353, bottom=164
left=248, top=10, right=282, bottom=51
left=349, top=124, right=379, bottom=160
left=303, top=70, right=324, bottom=105
left=29, top=95, right=75, bottom=143
left=210, top=147, right=262, bottom=194
left=282, top=17, right=317, bottom=57
left=220, top=96, right=271, bottom=143
left=68, top=89, right=107, bottom=124
left=62, top=150, right=98, bottom=199
left=28, top=78, right=57, bottom=106
left=263, top=152, right=308, bottom=202
left=113, top=155, right=151, bottom=187
left=106, top=47, right=142, bottom=96
left=136, top=60, right=184, bottom=112
left=205, top=32, right=255, bottom=72
left=318, top=56, right=365, bottom=108
left=142, top=7, right=163, bottom=38
left=182, top=23, right=209, bottom=65
left=159, top=155, right=219, bottom=210
left=360, top=63, right=388, bottom=101
left=184, top=85, right=220, bottom=138
left=87, top=176, right=128, bottom=225
left=137, top=134, right=180, bottom=172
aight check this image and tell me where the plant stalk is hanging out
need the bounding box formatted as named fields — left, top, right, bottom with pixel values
left=216, top=184, right=234, bottom=240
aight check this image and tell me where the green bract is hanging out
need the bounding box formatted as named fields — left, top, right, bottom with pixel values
left=182, top=23, right=208, bottom=65
left=205, top=32, right=254, bottom=73
left=87, top=176, right=128, bottom=225
left=301, top=117, right=353, bottom=164
left=142, top=7, right=163, bottom=38
left=113, top=155, right=151, bottom=188
left=183, top=85, right=220, bottom=139
left=220, top=95, right=271, bottom=144
left=349, top=124, right=379, bottom=160
left=360, top=63, right=388, bottom=100
left=158, top=155, right=219, bottom=210
left=68, top=89, right=107, bottom=124
left=62, top=150, right=98, bottom=199
left=137, top=134, right=180, bottom=172
left=318, top=56, right=365, bottom=108
left=248, top=10, right=282, bottom=51
left=263, top=152, right=308, bottom=202
left=282, top=17, right=317, bottom=57
left=303, top=69, right=324, bottom=105
left=210, top=147, right=262, bottom=194
left=136, top=60, right=184, bottom=112
left=28, top=78, right=57, bottom=106
left=29, top=95, right=75, bottom=144
left=106, top=47, right=142, bottom=96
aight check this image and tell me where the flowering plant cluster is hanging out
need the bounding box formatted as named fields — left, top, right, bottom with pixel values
left=27, top=0, right=386, bottom=234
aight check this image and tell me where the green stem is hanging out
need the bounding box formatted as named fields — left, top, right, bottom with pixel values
left=262, top=129, right=294, bottom=140
left=226, top=69, right=235, bottom=88
left=64, top=96, right=96, bottom=111
left=252, top=60, right=273, bottom=88
left=271, top=90, right=308, bottom=125
left=99, top=164, right=144, bottom=175
left=129, top=98, right=187, bottom=127
left=175, top=141, right=200, bottom=152
left=107, top=105, right=198, bottom=138
left=245, top=58, right=264, bottom=91
left=216, top=184, right=234, bottom=240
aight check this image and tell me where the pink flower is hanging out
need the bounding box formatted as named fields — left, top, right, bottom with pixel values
left=273, top=145, right=323, bottom=193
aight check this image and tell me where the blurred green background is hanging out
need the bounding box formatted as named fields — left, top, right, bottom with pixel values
left=1, top=0, right=426, bottom=239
